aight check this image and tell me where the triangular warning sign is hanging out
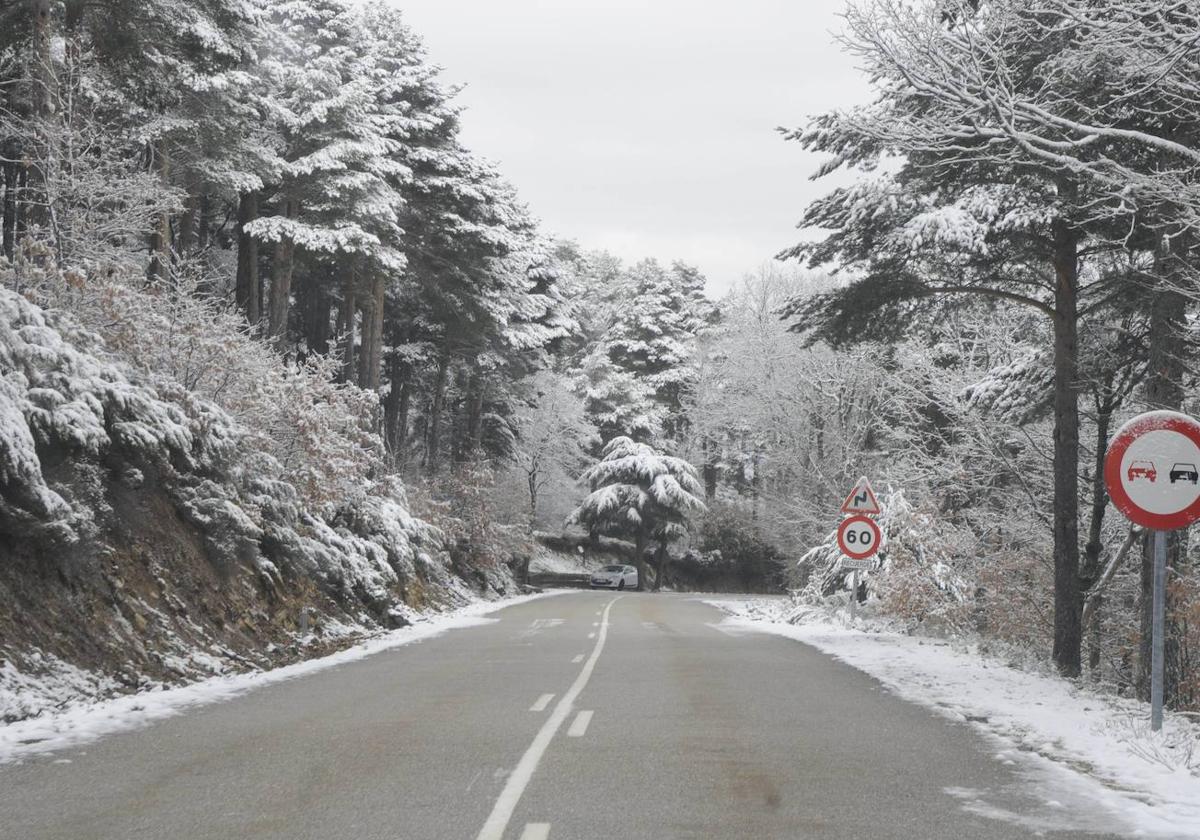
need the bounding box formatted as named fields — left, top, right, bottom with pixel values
left=840, top=477, right=881, bottom=515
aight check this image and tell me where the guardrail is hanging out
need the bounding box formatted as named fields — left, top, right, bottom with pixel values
left=526, top=572, right=592, bottom=589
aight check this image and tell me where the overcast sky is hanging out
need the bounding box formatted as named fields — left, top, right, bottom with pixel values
left=390, top=0, right=870, bottom=294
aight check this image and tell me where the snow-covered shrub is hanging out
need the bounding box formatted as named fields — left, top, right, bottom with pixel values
left=0, top=283, right=499, bottom=620
left=413, top=462, right=531, bottom=573
left=18, top=265, right=382, bottom=514
left=0, top=285, right=233, bottom=543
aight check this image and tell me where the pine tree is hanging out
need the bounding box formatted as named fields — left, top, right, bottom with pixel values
left=584, top=258, right=715, bottom=447
left=569, top=436, right=705, bottom=589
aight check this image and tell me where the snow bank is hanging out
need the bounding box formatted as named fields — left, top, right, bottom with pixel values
left=705, top=597, right=1200, bottom=839
left=0, top=591, right=561, bottom=765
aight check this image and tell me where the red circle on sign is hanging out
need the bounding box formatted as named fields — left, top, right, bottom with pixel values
left=1104, top=411, right=1200, bottom=531
left=837, top=515, right=882, bottom=560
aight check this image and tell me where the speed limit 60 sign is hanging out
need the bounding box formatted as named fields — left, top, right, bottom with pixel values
left=837, top=515, right=881, bottom=561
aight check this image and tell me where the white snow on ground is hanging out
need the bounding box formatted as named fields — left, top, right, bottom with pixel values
left=527, top=542, right=615, bottom=574
left=527, top=543, right=598, bottom=574
left=704, top=597, right=1200, bottom=840
left=0, top=590, right=563, bottom=765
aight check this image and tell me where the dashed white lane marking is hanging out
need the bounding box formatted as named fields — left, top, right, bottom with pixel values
left=587, top=632, right=595, bottom=639
left=474, top=597, right=622, bottom=840
left=567, top=710, right=593, bottom=737
left=529, top=693, right=555, bottom=713
left=519, top=824, right=550, bottom=840
left=571, top=654, right=584, bottom=664
left=591, top=622, right=599, bottom=627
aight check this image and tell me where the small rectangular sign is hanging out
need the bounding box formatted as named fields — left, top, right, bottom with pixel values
left=839, top=558, right=874, bottom=571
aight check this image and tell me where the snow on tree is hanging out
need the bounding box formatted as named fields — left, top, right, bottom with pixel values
left=509, top=369, right=594, bottom=529
left=774, top=0, right=1200, bottom=678
left=247, top=0, right=406, bottom=345
left=568, top=436, right=705, bottom=589
left=578, top=258, right=715, bottom=447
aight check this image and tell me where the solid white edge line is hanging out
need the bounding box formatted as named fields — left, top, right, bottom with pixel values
left=567, top=710, right=593, bottom=737
left=475, top=597, right=621, bottom=840
left=519, top=824, right=551, bottom=840
left=529, top=693, right=554, bottom=713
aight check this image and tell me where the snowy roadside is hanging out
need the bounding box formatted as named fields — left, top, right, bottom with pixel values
left=704, top=596, right=1200, bottom=839
left=0, top=590, right=563, bottom=765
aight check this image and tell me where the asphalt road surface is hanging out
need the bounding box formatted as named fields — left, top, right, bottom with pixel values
left=1, top=592, right=1131, bottom=839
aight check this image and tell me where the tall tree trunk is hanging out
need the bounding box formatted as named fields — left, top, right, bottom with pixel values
left=449, top=367, right=466, bottom=465
left=236, top=191, right=260, bottom=323
left=340, top=261, right=357, bottom=383
left=147, top=141, right=171, bottom=285
left=1, top=162, right=15, bottom=260
left=1081, top=382, right=1115, bottom=678
left=634, top=530, right=648, bottom=590
left=30, top=1, right=53, bottom=119
left=395, top=378, right=411, bottom=465
left=1136, top=232, right=1190, bottom=703
left=383, top=351, right=411, bottom=463
left=1082, top=382, right=1115, bottom=587
left=1050, top=215, right=1082, bottom=677
left=1087, top=591, right=1103, bottom=678
left=652, top=540, right=670, bottom=591
left=14, top=167, right=27, bottom=243
left=527, top=462, right=539, bottom=527
left=702, top=436, right=718, bottom=500
left=197, top=192, right=211, bottom=252
left=307, top=278, right=332, bottom=356
left=359, top=271, right=386, bottom=390
left=465, top=367, right=486, bottom=457
left=177, top=191, right=198, bottom=257
left=426, top=349, right=450, bottom=474
left=267, top=197, right=297, bottom=347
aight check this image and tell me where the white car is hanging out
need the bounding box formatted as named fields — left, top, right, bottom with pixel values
left=590, top=564, right=638, bottom=591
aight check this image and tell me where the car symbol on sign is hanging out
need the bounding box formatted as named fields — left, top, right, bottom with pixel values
left=1127, top=460, right=1157, bottom=482
left=1169, top=463, right=1199, bottom=484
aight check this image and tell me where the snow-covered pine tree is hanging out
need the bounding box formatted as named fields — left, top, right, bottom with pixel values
left=581, top=258, right=715, bottom=448
left=774, top=0, right=1197, bottom=677
left=568, top=436, right=705, bottom=589
left=384, top=145, right=532, bottom=471
left=247, top=0, right=405, bottom=348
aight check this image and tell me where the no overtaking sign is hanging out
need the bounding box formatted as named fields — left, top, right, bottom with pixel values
left=1104, top=410, right=1200, bottom=531
left=1103, top=410, right=1200, bottom=732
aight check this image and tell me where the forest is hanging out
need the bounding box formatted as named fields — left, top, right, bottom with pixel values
left=2, top=0, right=1200, bottom=724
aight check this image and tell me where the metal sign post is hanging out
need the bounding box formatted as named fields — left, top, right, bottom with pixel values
left=1151, top=529, right=1167, bottom=731
left=1103, top=411, right=1200, bottom=732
